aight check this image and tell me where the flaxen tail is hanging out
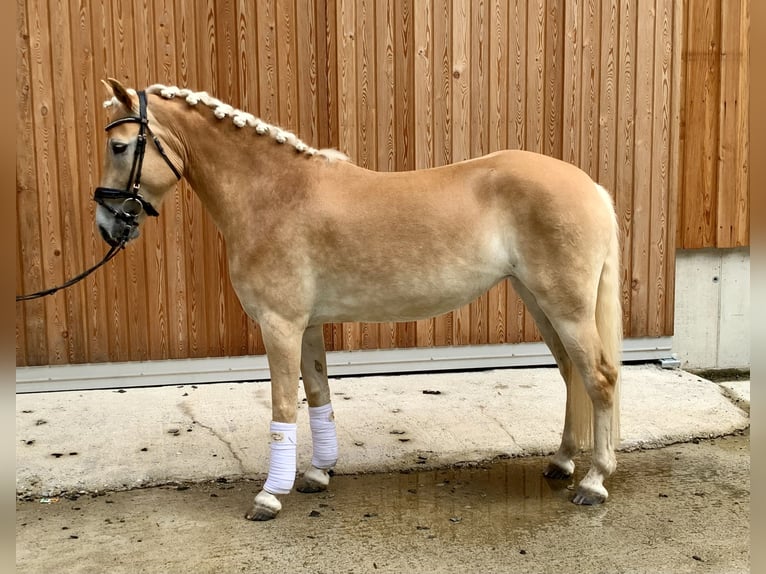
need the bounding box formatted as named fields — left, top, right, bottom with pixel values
left=569, top=183, right=623, bottom=449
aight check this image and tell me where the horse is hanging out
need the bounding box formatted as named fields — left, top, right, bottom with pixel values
left=94, top=78, right=622, bottom=521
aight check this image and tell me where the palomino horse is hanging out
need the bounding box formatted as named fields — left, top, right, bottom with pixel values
left=95, top=79, right=621, bottom=520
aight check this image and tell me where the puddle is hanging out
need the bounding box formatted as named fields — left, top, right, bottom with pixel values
left=16, top=432, right=750, bottom=574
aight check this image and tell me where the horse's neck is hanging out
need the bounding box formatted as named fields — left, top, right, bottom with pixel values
left=175, top=111, right=309, bottom=233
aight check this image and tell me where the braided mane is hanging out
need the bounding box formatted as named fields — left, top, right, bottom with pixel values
left=104, top=84, right=349, bottom=162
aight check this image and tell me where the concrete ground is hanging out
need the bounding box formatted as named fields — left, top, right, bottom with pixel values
left=16, top=364, right=751, bottom=573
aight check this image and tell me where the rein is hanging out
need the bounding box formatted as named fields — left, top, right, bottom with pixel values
left=16, top=90, right=181, bottom=302
left=15, top=241, right=126, bottom=302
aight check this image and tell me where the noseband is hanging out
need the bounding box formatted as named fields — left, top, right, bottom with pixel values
left=93, top=90, right=181, bottom=225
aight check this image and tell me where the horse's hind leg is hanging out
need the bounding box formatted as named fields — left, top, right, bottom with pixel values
left=296, top=325, right=338, bottom=494
left=551, top=318, right=618, bottom=505
left=509, top=278, right=580, bottom=479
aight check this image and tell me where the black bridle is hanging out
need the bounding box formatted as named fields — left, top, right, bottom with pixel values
left=93, top=90, right=182, bottom=223
left=17, top=90, right=181, bottom=302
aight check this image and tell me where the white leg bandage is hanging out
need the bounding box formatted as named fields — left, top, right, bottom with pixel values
left=263, top=421, right=297, bottom=495
left=309, top=403, right=338, bottom=469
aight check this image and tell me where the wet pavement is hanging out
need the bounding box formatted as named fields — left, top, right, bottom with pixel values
left=16, top=430, right=749, bottom=574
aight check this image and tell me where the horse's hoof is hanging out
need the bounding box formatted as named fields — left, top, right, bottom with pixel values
left=543, top=462, right=572, bottom=480
left=296, top=465, right=331, bottom=494
left=245, top=490, right=281, bottom=521
left=572, top=487, right=607, bottom=506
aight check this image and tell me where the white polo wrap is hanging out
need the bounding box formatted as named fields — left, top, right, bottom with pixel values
left=309, top=403, right=338, bottom=469
left=263, top=421, right=297, bottom=495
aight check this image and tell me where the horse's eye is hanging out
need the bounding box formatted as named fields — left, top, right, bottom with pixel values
left=111, top=141, right=128, bottom=154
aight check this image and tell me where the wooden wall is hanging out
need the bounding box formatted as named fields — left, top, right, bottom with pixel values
left=16, top=0, right=689, bottom=367
left=677, top=0, right=750, bottom=249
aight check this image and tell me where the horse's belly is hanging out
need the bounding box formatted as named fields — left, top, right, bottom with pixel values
left=311, top=269, right=505, bottom=324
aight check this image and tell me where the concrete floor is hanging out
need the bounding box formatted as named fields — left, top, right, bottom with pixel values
left=16, top=431, right=749, bottom=573
left=15, top=365, right=751, bottom=572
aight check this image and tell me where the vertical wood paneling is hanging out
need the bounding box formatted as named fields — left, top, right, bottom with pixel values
left=677, top=0, right=749, bottom=249
left=17, top=0, right=712, bottom=367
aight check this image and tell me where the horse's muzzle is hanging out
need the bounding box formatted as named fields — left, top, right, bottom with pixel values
left=96, top=218, right=139, bottom=247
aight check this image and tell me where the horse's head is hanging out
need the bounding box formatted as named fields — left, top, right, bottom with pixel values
left=95, top=78, right=183, bottom=246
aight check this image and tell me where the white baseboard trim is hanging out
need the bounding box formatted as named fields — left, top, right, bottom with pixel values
left=16, top=337, right=673, bottom=393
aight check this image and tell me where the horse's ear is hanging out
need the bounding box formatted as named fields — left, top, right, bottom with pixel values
left=102, top=77, right=137, bottom=112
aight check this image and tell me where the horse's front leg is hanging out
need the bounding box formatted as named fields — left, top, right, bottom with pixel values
left=246, top=316, right=304, bottom=521
left=296, top=324, right=338, bottom=494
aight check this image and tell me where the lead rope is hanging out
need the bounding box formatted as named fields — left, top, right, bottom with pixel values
left=16, top=238, right=127, bottom=302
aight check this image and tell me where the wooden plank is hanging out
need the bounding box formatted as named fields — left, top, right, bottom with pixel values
left=376, top=0, right=395, bottom=172
left=508, top=0, right=526, bottom=151
left=615, top=0, right=637, bottom=336
left=296, top=0, right=319, bottom=146
left=717, top=0, right=749, bottom=247
left=394, top=0, right=415, bottom=171
left=598, top=0, right=618, bottom=193
left=525, top=0, right=545, bottom=155
left=715, top=0, right=738, bottom=247
left=647, top=0, right=674, bottom=336
left=256, top=0, right=278, bottom=122
left=562, top=0, right=581, bottom=165
left=630, top=0, right=656, bottom=337
left=237, top=0, right=259, bottom=112
left=733, top=0, right=750, bottom=246
left=276, top=0, right=298, bottom=130
left=544, top=0, right=564, bottom=159
left=74, top=0, right=112, bottom=363
left=28, top=0, right=70, bottom=364
left=316, top=0, right=339, bottom=150
left=665, top=0, right=684, bottom=335
left=679, top=0, right=720, bottom=248
left=16, top=0, right=46, bottom=365
left=580, top=0, right=600, bottom=179
left=56, top=0, right=95, bottom=364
